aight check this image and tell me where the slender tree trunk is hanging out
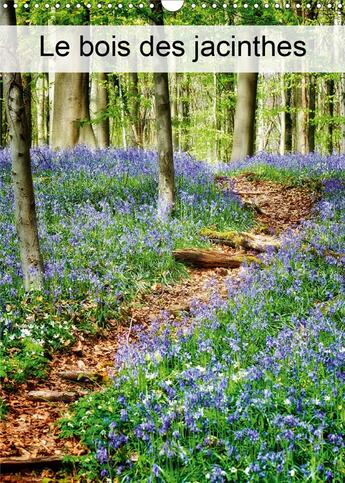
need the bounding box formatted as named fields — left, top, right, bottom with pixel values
left=213, top=73, right=217, bottom=160
left=37, top=74, right=49, bottom=145
left=181, top=75, right=191, bottom=152
left=51, top=73, right=96, bottom=149
left=285, top=79, right=293, bottom=152
left=128, top=73, right=143, bottom=148
left=118, top=78, right=127, bottom=149
left=231, top=73, right=258, bottom=161
left=0, top=74, right=3, bottom=147
left=326, top=78, right=335, bottom=154
left=295, top=75, right=309, bottom=154
left=90, top=73, right=110, bottom=148
left=22, top=74, right=32, bottom=148
left=340, top=74, right=345, bottom=153
left=171, top=73, right=179, bottom=151
left=257, top=95, right=265, bottom=152
left=224, top=73, right=235, bottom=159
left=153, top=0, right=175, bottom=218
left=308, top=74, right=316, bottom=152
left=48, top=73, right=54, bottom=145
left=280, top=75, right=286, bottom=155
left=1, top=2, right=44, bottom=291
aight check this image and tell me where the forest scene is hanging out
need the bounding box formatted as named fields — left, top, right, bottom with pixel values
left=0, top=1, right=344, bottom=482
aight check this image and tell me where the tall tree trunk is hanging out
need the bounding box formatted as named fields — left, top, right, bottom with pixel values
left=154, top=73, right=175, bottom=219
left=118, top=78, right=127, bottom=149
left=285, top=78, right=293, bottom=153
left=22, top=74, right=32, bottom=148
left=90, top=73, right=110, bottom=148
left=181, top=75, right=191, bottom=152
left=279, top=75, right=286, bottom=155
left=212, top=72, right=218, bottom=161
left=295, top=75, right=309, bottom=154
left=231, top=73, right=258, bottom=161
left=308, top=74, right=316, bottom=152
left=51, top=73, right=96, bottom=149
left=0, top=74, right=3, bottom=147
left=36, top=74, right=49, bottom=145
left=153, top=0, right=175, bottom=219
left=340, top=74, right=345, bottom=153
left=1, top=2, right=44, bottom=291
left=326, top=78, right=335, bottom=154
left=257, top=94, right=265, bottom=152
left=128, top=73, right=144, bottom=148
left=171, top=73, right=179, bottom=151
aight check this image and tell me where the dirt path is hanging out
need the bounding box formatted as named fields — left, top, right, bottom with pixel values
left=0, top=175, right=318, bottom=481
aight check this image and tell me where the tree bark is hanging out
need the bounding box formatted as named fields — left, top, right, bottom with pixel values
left=22, top=74, right=32, bottom=147
left=0, top=456, right=65, bottom=474
left=36, top=74, right=49, bottom=145
left=341, top=74, right=345, bottom=153
left=51, top=73, right=97, bottom=149
left=295, top=75, right=309, bottom=154
left=308, top=74, right=316, bottom=152
left=128, top=72, right=144, bottom=148
left=231, top=73, right=258, bottom=161
left=90, top=72, right=110, bottom=148
left=173, top=248, right=262, bottom=268
left=0, top=74, right=3, bottom=147
left=326, top=78, right=335, bottom=154
left=28, top=390, right=82, bottom=402
left=285, top=81, right=293, bottom=153
left=181, top=74, right=191, bottom=152
left=171, top=72, right=179, bottom=151
left=153, top=0, right=175, bottom=219
left=1, top=2, right=44, bottom=292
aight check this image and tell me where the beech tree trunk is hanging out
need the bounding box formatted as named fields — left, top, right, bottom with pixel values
left=22, top=74, right=32, bottom=147
left=90, top=73, right=110, bottom=148
left=36, top=74, right=49, bottom=145
left=0, top=74, right=3, bottom=147
left=341, top=74, right=345, bottom=153
left=171, top=72, right=179, bottom=151
left=284, top=77, right=293, bottom=153
left=1, top=2, right=44, bottom=292
left=308, top=75, right=316, bottom=153
left=295, top=75, right=309, bottom=154
left=231, top=73, right=258, bottom=161
left=153, top=0, right=175, bottom=219
left=327, top=78, right=335, bottom=154
left=51, top=73, right=97, bottom=149
left=128, top=72, right=144, bottom=148
left=280, top=75, right=293, bottom=154
left=181, top=74, right=191, bottom=152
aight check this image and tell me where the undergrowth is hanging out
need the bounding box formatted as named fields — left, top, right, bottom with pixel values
left=59, top=160, right=345, bottom=481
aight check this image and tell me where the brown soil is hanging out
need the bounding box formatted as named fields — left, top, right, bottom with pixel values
left=0, top=175, right=318, bottom=482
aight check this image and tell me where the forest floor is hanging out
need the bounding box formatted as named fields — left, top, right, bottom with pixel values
left=0, top=173, right=318, bottom=482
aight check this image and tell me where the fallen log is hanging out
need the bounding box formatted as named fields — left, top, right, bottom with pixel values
left=200, top=229, right=281, bottom=252
left=59, top=370, right=104, bottom=383
left=28, top=390, right=82, bottom=403
left=173, top=248, right=262, bottom=268
left=0, top=456, right=67, bottom=473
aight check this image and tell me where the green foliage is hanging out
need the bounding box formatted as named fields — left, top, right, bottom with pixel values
left=0, top=337, right=48, bottom=384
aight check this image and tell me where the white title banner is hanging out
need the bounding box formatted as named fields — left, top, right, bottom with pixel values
left=0, top=25, right=344, bottom=73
